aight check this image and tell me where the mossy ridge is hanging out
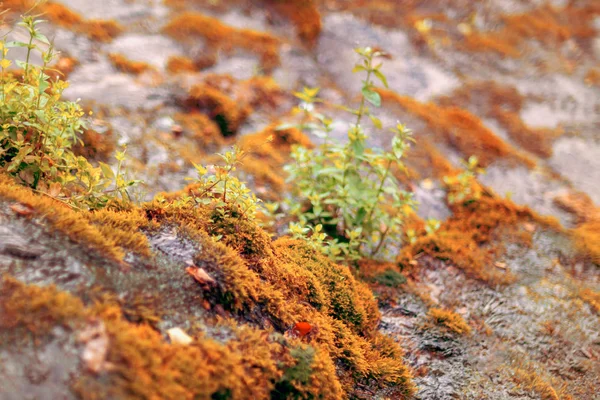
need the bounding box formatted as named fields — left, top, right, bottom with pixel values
left=163, top=11, right=280, bottom=71
left=427, top=307, right=471, bottom=335
left=142, top=200, right=414, bottom=397
left=0, top=173, right=152, bottom=261
left=437, top=81, right=563, bottom=158
left=4, top=1, right=123, bottom=43
left=378, top=89, right=535, bottom=168
left=108, top=53, right=154, bottom=75
left=0, top=277, right=343, bottom=400
left=398, top=192, right=560, bottom=285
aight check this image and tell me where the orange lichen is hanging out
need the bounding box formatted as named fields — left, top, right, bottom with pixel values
left=379, top=89, right=534, bottom=168
left=108, top=53, right=154, bottom=75
left=163, top=12, right=280, bottom=71
left=264, top=0, right=322, bottom=47
left=427, top=307, right=471, bottom=335
left=165, top=55, right=197, bottom=74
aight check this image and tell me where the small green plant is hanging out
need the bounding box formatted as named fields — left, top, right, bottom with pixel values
left=185, top=145, right=263, bottom=222
left=443, top=155, right=485, bottom=205
left=0, top=16, right=139, bottom=209
left=282, top=47, right=417, bottom=263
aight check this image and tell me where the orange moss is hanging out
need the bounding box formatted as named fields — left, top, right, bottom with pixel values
left=0, top=276, right=86, bottom=334
left=512, top=366, right=574, bottom=400
left=108, top=53, right=154, bottom=75
left=163, top=12, right=280, bottom=71
left=186, top=83, right=250, bottom=136
left=264, top=0, right=322, bottom=47
left=140, top=199, right=414, bottom=397
left=461, top=4, right=600, bottom=59
left=165, top=55, right=197, bottom=74
left=173, top=112, right=224, bottom=149
left=427, top=307, right=471, bottom=335
left=404, top=137, right=459, bottom=181
left=0, top=173, right=151, bottom=261
left=398, top=194, right=543, bottom=284
left=572, top=220, right=600, bottom=266
left=41, top=2, right=83, bottom=28
left=579, top=288, right=600, bottom=313
left=0, top=277, right=344, bottom=399
left=72, top=128, right=116, bottom=161
left=379, top=89, right=534, bottom=168
left=237, top=124, right=313, bottom=199
left=82, top=19, right=124, bottom=43
left=584, top=68, right=600, bottom=86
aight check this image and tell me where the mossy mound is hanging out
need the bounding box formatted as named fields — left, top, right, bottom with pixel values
left=0, top=173, right=414, bottom=399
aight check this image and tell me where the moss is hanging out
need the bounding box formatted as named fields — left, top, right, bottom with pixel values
left=0, top=276, right=87, bottom=334
left=585, top=68, right=600, bottom=86
left=185, top=83, right=250, bottom=136
left=72, top=128, right=116, bottom=161
left=373, top=269, right=407, bottom=288
left=0, top=173, right=151, bottom=261
left=398, top=194, right=545, bottom=284
left=108, top=53, right=154, bottom=75
left=461, top=3, right=599, bottom=60
left=378, top=89, right=535, bottom=168
left=572, top=220, right=600, bottom=266
left=82, top=19, right=123, bottom=43
left=511, top=365, right=574, bottom=400
left=41, top=2, right=84, bottom=28
left=237, top=124, right=312, bottom=199
left=165, top=55, right=197, bottom=74
left=579, top=288, right=600, bottom=313
left=438, top=81, right=562, bottom=158
left=263, top=0, right=322, bottom=47
left=173, top=112, right=224, bottom=150
left=427, top=307, right=471, bottom=335
left=163, top=12, right=280, bottom=71
left=142, top=199, right=414, bottom=397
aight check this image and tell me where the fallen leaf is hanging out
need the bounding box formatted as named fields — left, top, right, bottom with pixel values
left=167, top=327, right=193, bottom=345
left=78, top=319, right=112, bottom=374
left=494, top=262, right=507, bottom=269
left=186, top=266, right=217, bottom=287
left=10, top=203, right=35, bottom=217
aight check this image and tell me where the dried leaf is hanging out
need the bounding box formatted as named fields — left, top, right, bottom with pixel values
left=186, top=266, right=216, bottom=287
left=167, top=327, right=193, bottom=345
left=10, top=203, right=35, bottom=216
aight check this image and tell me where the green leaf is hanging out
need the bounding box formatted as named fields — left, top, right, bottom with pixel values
left=98, top=162, right=115, bottom=180
left=369, top=115, right=382, bottom=129
left=373, top=69, right=389, bottom=88
left=361, top=88, right=381, bottom=107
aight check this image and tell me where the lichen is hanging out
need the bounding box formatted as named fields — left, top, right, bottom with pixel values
left=263, top=0, right=321, bottom=47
